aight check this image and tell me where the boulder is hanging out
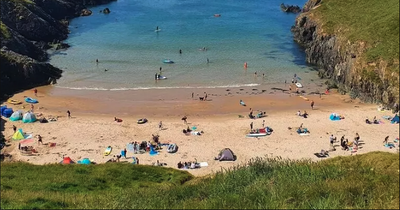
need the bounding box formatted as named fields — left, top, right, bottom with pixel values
left=103, top=8, right=111, bottom=14
left=280, top=3, right=301, bottom=13
left=81, top=9, right=92, bottom=16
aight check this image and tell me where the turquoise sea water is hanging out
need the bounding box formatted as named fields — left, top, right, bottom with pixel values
left=49, top=0, right=318, bottom=90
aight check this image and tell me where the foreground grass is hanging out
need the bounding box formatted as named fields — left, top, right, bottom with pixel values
left=1, top=152, right=399, bottom=209
left=312, top=0, right=399, bottom=65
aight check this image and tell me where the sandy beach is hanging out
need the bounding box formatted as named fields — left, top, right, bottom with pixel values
left=1, top=85, right=399, bottom=176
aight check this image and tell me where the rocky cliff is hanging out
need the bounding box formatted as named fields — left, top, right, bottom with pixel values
left=291, top=0, right=399, bottom=108
left=0, top=0, right=116, bottom=99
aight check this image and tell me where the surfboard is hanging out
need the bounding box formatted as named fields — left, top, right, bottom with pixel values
left=155, top=29, right=161, bottom=32
left=104, top=146, right=112, bottom=156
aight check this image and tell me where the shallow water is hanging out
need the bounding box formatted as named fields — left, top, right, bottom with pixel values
left=49, top=0, right=319, bottom=90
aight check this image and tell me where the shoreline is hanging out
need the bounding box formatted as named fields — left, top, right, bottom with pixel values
left=2, top=85, right=399, bottom=177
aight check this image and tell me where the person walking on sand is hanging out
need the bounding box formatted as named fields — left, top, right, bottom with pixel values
left=311, top=100, right=315, bottom=109
left=182, top=116, right=187, bottom=124
left=204, top=93, right=208, bottom=101
left=250, top=122, right=253, bottom=130
left=124, top=148, right=127, bottom=158
left=383, top=136, right=389, bottom=145
left=67, top=110, right=71, bottom=119
left=159, top=121, right=163, bottom=131
left=192, top=92, right=194, bottom=98
left=13, top=125, right=17, bottom=133
left=38, top=135, right=43, bottom=145
left=34, top=89, right=38, bottom=97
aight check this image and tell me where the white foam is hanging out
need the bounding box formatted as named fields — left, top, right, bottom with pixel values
left=54, top=83, right=260, bottom=91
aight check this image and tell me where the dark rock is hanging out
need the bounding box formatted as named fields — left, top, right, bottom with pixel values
left=80, top=9, right=92, bottom=16
left=280, top=3, right=301, bottom=13
left=103, top=8, right=111, bottom=14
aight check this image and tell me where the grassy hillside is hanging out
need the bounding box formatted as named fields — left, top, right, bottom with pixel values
left=1, top=152, right=399, bottom=209
left=312, top=0, right=399, bottom=70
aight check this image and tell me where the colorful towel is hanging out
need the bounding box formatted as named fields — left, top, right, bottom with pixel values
left=19, top=139, right=34, bottom=144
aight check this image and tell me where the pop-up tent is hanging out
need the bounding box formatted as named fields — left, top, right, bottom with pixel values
left=392, top=114, right=399, bottom=124
left=215, top=148, right=236, bottom=161
left=22, top=112, right=36, bottom=123
left=2, top=108, right=13, bottom=118
left=10, top=110, right=23, bottom=121
left=61, top=157, right=74, bottom=164
left=77, top=158, right=91, bottom=165
left=12, top=129, right=26, bottom=140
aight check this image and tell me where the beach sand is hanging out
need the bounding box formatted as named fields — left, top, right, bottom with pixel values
left=1, top=85, right=399, bottom=176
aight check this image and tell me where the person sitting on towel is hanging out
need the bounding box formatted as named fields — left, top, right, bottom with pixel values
left=365, top=118, right=371, bottom=124
left=303, top=110, right=308, bottom=118
left=191, top=162, right=196, bottom=169
left=373, top=116, right=379, bottom=124
left=297, top=110, right=301, bottom=116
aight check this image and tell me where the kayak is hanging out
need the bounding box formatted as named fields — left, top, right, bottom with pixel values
left=7, top=99, right=22, bottom=105
left=137, top=118, right=148, bottom=124
left=104, top=146, right=112, bottom=156
left=295, top=83, right=303, bottom=88
left=163, top=59, right=174, bottom=64
left=25, top=97, right=38, bottom=104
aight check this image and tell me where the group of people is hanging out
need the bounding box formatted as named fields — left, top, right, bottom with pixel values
left=365, top=116, right=379, bottom=124
left=177, top=160, right=199, bottom=169
left=296, top=110, right=308, bottom=118
left=338, top=133, right=360, bottom=151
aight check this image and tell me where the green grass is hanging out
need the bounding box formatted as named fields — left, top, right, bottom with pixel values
left=1, top=152, right=399, bottom=209
left=312, top=0, right=399, bottom=64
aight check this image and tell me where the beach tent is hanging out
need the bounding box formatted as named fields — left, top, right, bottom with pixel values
left=216, top=148, right=236, bottom=161
left=12, top=129, right=26, bottom=140
left=61, top=157, right=74, bottom=164
left=22, top=112, right=36, bottom=123
left=77, top=158, right=91, bottom=165
left=0, top=105, right=7, bottom=115
left=2, top=108, right=13, bottom=118
left=10, top=110, right=23, bottom=121
left=392, top=114, right=399, bottom=124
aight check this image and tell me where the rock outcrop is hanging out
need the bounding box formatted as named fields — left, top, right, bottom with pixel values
left=291, top=0, right=399, bottom=108
left=280, top=3, right=301, bottom=13
left=103, top=8, right=111, bottom=14
left=81, top=9, right=93, bottom=16
left=0, top=0, right=117, bottom=100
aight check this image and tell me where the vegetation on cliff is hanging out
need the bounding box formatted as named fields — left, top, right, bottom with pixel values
left=293, top=0, right=399, bottom=107
left=1, top=152, right=398, bottom=209
left=312, top=0, right=399, bottom=71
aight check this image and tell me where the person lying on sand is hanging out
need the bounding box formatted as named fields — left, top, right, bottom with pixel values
left=114, top=117, right=123, bottom=122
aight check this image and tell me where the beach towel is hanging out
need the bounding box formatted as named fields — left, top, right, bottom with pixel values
left=199, top=162, right=208, bottom=167
left=384, top=143, right=395, bottom=148
left=329, top=114, right=341, bottom=121
left=149, top=145, right=158, bottom=156
left=19, top=139, right=34, bottom=144
left=314, top=153, right=328, bottom=158
left=126, top=143, right=134, bottom=151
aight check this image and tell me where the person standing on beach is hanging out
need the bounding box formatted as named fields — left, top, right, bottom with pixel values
left=182, top=116, right=187, bottom=124
left=204, top=93, right=208, bottom=101
left=12, top=125, right=17, bottom=133
left=250, top=122, right=253, bottom=130
left=30, top=104, right=34, bottom=112
left=124, top=148, right=127, bottom=158
left=155, top=73, right=158, bottom=80
left=67, top=110, right=71, bottom=118
left=38, top=135, right=43, bottom=145
left=158, top=121, right=163, bottom=130
left=192, top=92, right=194, bottom=98
left=311, top=100, right=315, bottom=109
left=34, top=89, right=38, bottom=97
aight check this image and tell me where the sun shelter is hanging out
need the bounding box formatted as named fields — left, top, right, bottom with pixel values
left=329, top=113, right=341, bottom=121
left=77, top=158, right=91, bottom=165
left=149, top=145, right=158, bottom=156
left=61, top=157, right=74, bottom=164
left=12, top=129, right=26, bottom=140
left=391, top=114, right=399, bottom=124
left=215, top=148, right=236, bottom=161
left=22, top=112, right=36, bottom=123
left=2, top=108, right=13, bottom=118
left=10, top=110, right=23, bottom=121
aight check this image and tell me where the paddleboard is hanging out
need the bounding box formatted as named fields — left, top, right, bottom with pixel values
left=104, top=146, right=112, bottom=156
left=155, top=29, right=161, bottom=32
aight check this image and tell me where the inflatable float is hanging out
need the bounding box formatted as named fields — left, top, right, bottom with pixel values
left=295, top=83, right=303, bottom=88
left=7, top=99, right=22, bottom=105
left=104, top=146, right=112, bottom=156
left=214, top=14, right=221, bottom=17
left=25, top=97, right=38, bottom=104
left=137, top=118, right=148, bottom=124
left=163, top=59, right=174, bottom=64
